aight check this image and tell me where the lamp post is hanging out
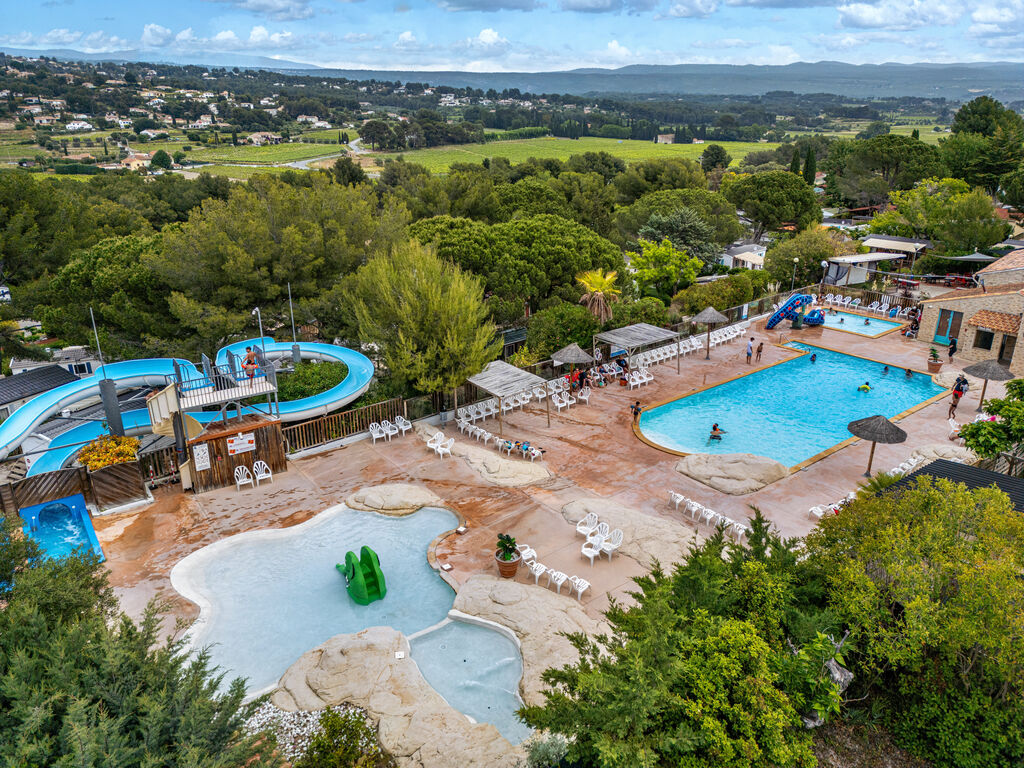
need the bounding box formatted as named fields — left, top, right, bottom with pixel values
left=790, top=257, right=799, bottom=291
left=819, top=259, right=829, bottom=298
left=251, top=307, right=266, bottom=357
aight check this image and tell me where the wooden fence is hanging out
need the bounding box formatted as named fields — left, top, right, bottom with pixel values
left=90, top=461, right=148, bottom=511
left=281, top=397, right=405, bottom=454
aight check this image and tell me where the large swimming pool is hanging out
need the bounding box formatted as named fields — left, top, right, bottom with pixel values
left=820, top=310, right=903, bottom=337
left=170, top=505, right=530, bottom=743
left=638, top=343, right=944, bottom=466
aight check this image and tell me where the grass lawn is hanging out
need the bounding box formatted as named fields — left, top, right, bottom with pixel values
left=889, top=124, right=947, bottom=145
left=374, top=136, right=778, bottom=173
left=183, top=142, right=346, bottom=164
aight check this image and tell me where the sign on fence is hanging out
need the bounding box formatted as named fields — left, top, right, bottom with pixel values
left=192, top=443, right=211, bottom=471
left=227, top=433, right=256, bottom=456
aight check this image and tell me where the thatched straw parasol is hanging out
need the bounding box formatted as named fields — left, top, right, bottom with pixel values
left=962, top=359, right=1014, bottom=412
left=693, top=306, right=730, bottom=360
left=552, top=342, right=595, bottom=369
left=847, top=414, right=907, bottom=477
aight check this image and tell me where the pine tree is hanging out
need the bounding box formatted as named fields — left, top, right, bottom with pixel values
left=789, top=147, right=801, bottom=174
left=912, top=128, right=920, bottom=140
left=802, top=146, right=816, bottom=185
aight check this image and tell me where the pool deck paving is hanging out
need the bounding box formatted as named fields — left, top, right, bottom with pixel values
left=91, top=320, right=1001, bottom=632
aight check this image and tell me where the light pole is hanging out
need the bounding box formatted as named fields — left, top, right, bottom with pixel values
left=790, top=257, right=799, bottom=292
left=819, top=259, right=829, bottom=298
left=251, top=307, right=266, bottom=357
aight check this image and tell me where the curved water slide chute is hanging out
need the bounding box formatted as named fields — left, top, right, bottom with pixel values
left=765, top=294, right=816, bottom=330
left=0, top=338, right=374, bottom=476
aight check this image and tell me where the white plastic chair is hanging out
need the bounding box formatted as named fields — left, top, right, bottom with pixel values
left=434, top=437, right=454, bottom=458
left=553, top=393, right=569, bottom=412
left=426, top=432, right=445, bottom=450
left=588, top=522, right=610, bottom=543
left=395, top=415, right=412, bottom=435
left=253, top=460, right=273, bottom=486
left=577, top=387, right=591, bottom=405
left=527, top=447, right=543, bottom=462
left=568, top=575, right=590, bottom=600
left=669, top=491, right=686, bottom=510
left=580, top=542, right=601, bottom=566
left=369, top=423, right=388, bottom=444
left=527, top=560, right=547, bottom=584
left=576, top=511, right=599, bottom=538
left=234, top=465, right=254, bottom=491
left=545, top=569, right=568, bottom=594
left=380, top=420, right=399, bottom=440
left=600, top=529, right=623, bottom=560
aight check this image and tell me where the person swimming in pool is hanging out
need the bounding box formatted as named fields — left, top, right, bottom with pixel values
left=858, top=381, right=871, bottom=392
left=838, top=317, right=844, bottom=324
left=883, top=366, right=889, bottom=375
left=905, top=368, right=913, bottom=378
left=810, top=353, right=817, bottom=363
left=864, top=317, right=871, bottom=325
left=710, top=423, right=726, bottom=441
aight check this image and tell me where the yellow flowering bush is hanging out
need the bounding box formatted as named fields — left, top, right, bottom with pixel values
left=77, top=436, right=141, bottom=471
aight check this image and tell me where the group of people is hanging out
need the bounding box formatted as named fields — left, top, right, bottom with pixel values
left=745, top=337, right=764, bottom=365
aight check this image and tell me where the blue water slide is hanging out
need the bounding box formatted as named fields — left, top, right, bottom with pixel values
left=1, top=338, right=374, bottom=476
left=765, top=294, right=815, bottom=330
left=804, top=309, right=825, bottom=326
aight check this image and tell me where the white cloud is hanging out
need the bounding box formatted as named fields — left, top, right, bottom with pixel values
left=691, top=37, right=754, bottom=48
left=394, top=30, right=418, bottom=48
left=477, top=28, right=502, bottom=45
left=837, top=0, right=961, bottom=30
left=664, top=0, right=719, bottom=18
left=969, top=0, right=1024, bottom=48
left=343, top=32, right=377, bottom=42
left=204, top=0, right=315, bottom=21
left=606, top=39, right=632, bottom=58
left=438, top=0, right=539, bottom=10
left=0, top=27, right=130, bottom=52
left=141, top=23, right=173, bottom=47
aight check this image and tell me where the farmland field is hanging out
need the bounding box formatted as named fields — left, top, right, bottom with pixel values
left=181, top=164, right=308, bottom=180
left=192, top=143, right=342, bottom=163
left=376, top=137, right=778, bottom=173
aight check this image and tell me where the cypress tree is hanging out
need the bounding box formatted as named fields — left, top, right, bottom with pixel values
left=912, top=128, right=920, bottom=139
left=789, top=147, right=801, bottom=174
left=802, top=146, right=816, bottom=184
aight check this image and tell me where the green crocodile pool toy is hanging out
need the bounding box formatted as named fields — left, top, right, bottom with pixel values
left=337, top=546, right=386, bottom=605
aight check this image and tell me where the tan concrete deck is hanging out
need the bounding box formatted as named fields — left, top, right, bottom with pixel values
left=92, top=320, right=1001, bottom=628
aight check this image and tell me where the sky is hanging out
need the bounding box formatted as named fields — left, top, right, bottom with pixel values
left=2, top=0, right=1023, bottom=71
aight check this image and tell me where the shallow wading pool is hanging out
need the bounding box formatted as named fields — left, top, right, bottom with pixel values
left=819, top=310, right=904, bottom=337
left=171, top=505, right=530, bottom=742
left=638, top=342, right=944, bottom=467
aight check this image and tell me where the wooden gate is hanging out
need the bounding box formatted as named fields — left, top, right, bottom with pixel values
left=7, top=468, right=88, bottom=515
left=90, top=461, right=149, bottom=511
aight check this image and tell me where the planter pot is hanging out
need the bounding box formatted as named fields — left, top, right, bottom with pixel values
left=927, top=359, right=943, bottom=373
left=495, top=552, right=521, bottom=579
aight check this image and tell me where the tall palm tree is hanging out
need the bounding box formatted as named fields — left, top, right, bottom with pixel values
left=576, top=269, right=620, bottom=325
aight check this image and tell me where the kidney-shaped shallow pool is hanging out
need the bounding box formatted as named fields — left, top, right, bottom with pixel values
left=171, top=505, right=530, bottom=742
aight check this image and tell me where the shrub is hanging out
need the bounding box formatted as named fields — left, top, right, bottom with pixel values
left=277, top=361, right=348, bottom=401
left=77, top=435, right=140, bottom=470
left=525, top=302, right=599, bottom=358
left=294, top=708, right=396, bottom=768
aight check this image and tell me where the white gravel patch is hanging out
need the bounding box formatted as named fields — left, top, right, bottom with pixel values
left=244, top=700, right=362, bottom=759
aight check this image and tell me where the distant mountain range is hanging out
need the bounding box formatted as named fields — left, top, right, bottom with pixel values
left=4, top=48, right=1024, bottom=101
left=0, top=47, right=317, bottom=71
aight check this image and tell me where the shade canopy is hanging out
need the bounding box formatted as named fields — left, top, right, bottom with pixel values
left=552, top=342, right=594, bottom=366
left=944, top=252, right=998, bottom=263
left=962, top=359, right=1015, bottom=382
left=692, top=306, right=729, bottom=325
left=847, top=414, right=907, bottom=444
left=594, top=323, right=679, bottom=351
left=468, top=360, right=548, bottom=398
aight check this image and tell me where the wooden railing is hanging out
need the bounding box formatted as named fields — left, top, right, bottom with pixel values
left=281, top=397, right=404, bottom=453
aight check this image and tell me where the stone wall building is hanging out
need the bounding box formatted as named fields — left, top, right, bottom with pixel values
left=976, top=248, right=1024, bottom=287
left=918, top=282, right=1024, bottom=375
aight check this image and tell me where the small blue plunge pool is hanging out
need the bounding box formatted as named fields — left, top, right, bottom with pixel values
left=171, top=505, right=531, bottom=744
left=20, top=494, right=104, bottom=561
left=820, top=310, right=904, bottom=337
left=638, top=342, right=944, bottom=467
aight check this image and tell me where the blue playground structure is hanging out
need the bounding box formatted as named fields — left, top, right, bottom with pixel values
left=765, top=294, right=824, bottom=330
left=0, top=337, right=375, bottom=476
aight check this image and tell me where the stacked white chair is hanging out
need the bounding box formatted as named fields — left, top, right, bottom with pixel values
left=668, top=491, right=750, bottom=542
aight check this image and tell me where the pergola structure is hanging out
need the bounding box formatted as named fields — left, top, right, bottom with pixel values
left=468, top=360, right=552, bottom=433
left=593, top=323, right=682, bottom=374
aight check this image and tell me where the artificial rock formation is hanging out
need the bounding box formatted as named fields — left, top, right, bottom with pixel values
left=933, top=370, right=983, bottom=391
left=272, top=626, right=520, bottom=768
left=561, top=497, right=700, bottom=572
left=413, top=422, right=551, bottom=487
left=346, top=484, right=442, bottom=515
left=675, top=452, right=789, bottom=494
left=452, top=574, right=608, bottom=707
left=910, top=443, right=979, bottom=465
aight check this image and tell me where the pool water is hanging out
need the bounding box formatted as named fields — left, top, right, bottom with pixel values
left=20, top=495, right=104, bottom=561
left=172, top=505, right=529, bottom=741
left=820, top=310, right=903, bottom=337
left=639, top=342, right=943, bottom=466
left=411, top=620, right=531, bottom=744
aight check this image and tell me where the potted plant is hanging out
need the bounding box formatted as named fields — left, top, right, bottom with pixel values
left=927, top=347, right=943, bottom=373
left=495, top=533, right=521, bottom=579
